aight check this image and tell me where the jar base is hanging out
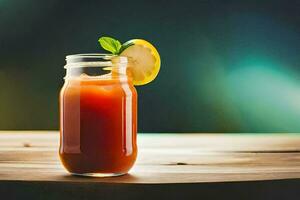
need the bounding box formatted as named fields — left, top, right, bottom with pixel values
left=71, top=172, right=126, bottom=177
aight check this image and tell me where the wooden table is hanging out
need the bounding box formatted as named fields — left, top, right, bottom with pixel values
left=0, top=131, right=300, bottom=200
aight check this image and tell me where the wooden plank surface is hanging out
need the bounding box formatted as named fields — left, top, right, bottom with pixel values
left=0, top=131, right=300, bottom=199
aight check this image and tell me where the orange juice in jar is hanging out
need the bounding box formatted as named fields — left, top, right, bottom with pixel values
left=59, top=38, right=160, bottom=177
left=60, top=54, right=137, bottom=176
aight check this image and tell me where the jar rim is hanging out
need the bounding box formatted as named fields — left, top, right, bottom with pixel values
left=65, top=53, right=128, bottom=68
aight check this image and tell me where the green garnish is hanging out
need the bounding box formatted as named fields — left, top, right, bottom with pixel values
left=98, top=36, right=132, bottom=55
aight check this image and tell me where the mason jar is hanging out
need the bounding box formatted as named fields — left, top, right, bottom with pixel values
left=59, top=54, right=137, bottom=177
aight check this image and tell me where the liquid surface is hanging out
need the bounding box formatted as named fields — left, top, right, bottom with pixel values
left=59, top=76, right=137, bottom=174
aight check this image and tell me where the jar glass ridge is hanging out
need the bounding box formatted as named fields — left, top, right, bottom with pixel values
left=64, top=53, right=130, bottom=79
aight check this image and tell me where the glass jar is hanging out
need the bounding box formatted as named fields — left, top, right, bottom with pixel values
left=59, top=54, right=137, bottom=177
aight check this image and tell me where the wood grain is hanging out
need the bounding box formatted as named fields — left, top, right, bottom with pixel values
left=0, top=131, right=300, bottom=199
left=0, top=131, right=300, bottom=183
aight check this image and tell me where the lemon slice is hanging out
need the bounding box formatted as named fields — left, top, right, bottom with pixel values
left=120, top=39, right=161, bottom=85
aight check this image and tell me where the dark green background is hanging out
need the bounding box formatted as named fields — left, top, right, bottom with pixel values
left=1, top=0, right=300, bottom=132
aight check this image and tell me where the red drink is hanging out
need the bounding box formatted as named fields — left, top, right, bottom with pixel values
left=59, top=54, right=137, bottom=176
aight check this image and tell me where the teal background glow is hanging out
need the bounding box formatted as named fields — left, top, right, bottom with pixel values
left=0, top=0, right=300, bottom=132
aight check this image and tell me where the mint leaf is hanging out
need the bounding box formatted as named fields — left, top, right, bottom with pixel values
left=98, top=36, right=122, bottom=54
